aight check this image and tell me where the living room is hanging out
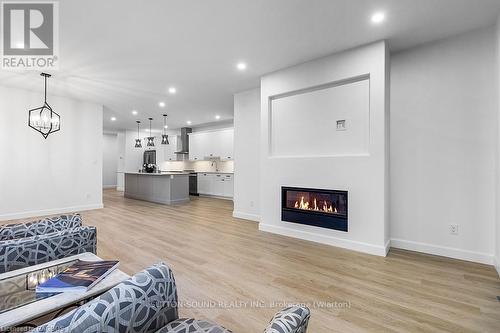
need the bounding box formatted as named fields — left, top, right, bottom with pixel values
left=1, top=1, right=500, bottom=332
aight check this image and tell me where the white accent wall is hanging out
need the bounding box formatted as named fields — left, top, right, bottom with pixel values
left=103, top=133, right=118, bottom=188
left=391, top=27, right=498, bottom=265
left=0, top=84, right=103, bottom=221
left=496, top=17, right=500, bottom=275
left=259, top=41, right=390, bottom=256
left=233, top=88, right=261, bottom=222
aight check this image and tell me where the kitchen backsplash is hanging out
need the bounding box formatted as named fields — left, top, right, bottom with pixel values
left=159, top=160, right=234, bottom=173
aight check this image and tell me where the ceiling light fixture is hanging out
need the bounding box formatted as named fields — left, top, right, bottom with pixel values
left=215, top=115, right=221, bottom=120
left=168, top=87, right=176, bottom=94
left=147, top=117, right=155, bottom=147
left=187, top=120, right=192, bottom=125
left=132, top=110, right=138, bottom=115
left=28, top=73, right=60, bottom=139
left=371, top=11, right=385, bottom=24
left=135, top=121, right=142, bottom=148
left=161, top=114, right=169, bottom=145
left=236, top=62, right=247, bottom=71
left=111, top=117, right=116, bottom=121
left=159, top=101, right=166, bottom=108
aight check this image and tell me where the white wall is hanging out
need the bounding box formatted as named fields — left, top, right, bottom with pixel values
left=0, top=84, right=103, bottom=221
left=260, top=41, right=390, bottom=256
left=391, top=27, right=498, bottom=264
left=233, top=88, right=261, bottom=221
left=103, top=133, right=118, bottom=188
left=116, top=131, right=126, bottom=191
left=496, top=17, right=500, bottom=274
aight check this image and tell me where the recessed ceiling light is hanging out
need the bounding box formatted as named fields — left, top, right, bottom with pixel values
left=158, top=101, right=166, bottom=108
left=187, top=120, right=192, bottom=125
left=132, top=110, right=138, bottom=115
left=111, top=117, right=116, bottom=121
left=164, top=125, right=168, bottom=129
left=371, top=11, right=385, bottom=24
left=236, top=62, right=247, bottom=71
left=215, top=115, right=221, bottom=120
left=168, top=87, right=176, bottom=94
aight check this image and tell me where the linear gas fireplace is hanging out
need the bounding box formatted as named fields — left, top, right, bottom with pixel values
left=281, top=187, right=348, bottom=232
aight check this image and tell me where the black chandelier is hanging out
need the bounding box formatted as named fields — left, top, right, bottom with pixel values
left=135, top=121, right=142, bottom=148
left=161, top=114, right=169, bottom=145
left=147, top=117, right=155, bottom=147
left=28, top=73, right=60, bottom=139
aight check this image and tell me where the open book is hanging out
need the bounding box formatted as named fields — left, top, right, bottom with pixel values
left=36, top=260, right=119, bottom=293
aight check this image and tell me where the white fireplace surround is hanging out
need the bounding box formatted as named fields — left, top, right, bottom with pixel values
left=259, top=41, right=390, bottom=256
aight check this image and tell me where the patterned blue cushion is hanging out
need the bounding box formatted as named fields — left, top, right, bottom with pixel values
left=33, top=263, right=178, bottom=333
left=0, top=214, right=82, bottom=241
left=264, top=305, right=310, bottom=333
left=0, top=226, right=97, bottom=273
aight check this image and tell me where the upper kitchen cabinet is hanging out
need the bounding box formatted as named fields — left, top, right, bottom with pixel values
left=189, top=128, right=233, bottom=161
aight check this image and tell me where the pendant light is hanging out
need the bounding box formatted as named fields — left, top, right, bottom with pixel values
left=161, top=114, right=169, bottom=145
left=135, top=121, right=142, bottom=148
left=147, top=117, right=155, bottom=147
left=28, top=73, right=61, bottom=139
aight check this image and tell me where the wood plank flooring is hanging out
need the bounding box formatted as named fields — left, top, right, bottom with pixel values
left=5, top=189, right=500, bottom=332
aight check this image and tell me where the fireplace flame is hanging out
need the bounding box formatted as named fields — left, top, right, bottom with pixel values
left=294, top=196, right=337, bottom=214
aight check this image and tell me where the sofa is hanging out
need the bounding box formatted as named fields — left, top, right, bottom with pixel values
left=0, top=214, right=97, bottom=273
left=33, top=263, right=310, bottom=333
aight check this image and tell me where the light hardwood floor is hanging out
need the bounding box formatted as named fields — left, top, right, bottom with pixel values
left=9, top=190, right=500, bottom=332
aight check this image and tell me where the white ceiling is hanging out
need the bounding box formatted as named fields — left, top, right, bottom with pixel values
left=2, top=0, right=500, bottom=132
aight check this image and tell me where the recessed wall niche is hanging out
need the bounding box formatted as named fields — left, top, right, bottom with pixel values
left=269, top=76, right=370, bottom=157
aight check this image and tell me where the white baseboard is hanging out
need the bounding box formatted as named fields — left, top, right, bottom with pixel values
left=494, top=257, right=500, bottom=277
left=116, top=186, right=124, bottom=192
left=384, top=239, right=391, bottom=256
left=390, top=238, right=495, bottom=265
left=103, top=185, right=117, bottom=189
left=232, top=211, right=260, bottom=222
left=259, top=223, right=388, bottom=257
left=0, top=203, right=104, bottom=222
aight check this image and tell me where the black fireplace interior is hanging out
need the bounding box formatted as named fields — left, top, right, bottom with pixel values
left=281, top=186, right=348, bottom=232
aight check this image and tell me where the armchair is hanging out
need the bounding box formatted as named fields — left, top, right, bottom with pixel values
left=0, top=214, right=97, bottom=273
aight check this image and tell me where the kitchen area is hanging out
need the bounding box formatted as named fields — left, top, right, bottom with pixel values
left=119, top=126, right=234, bottom=205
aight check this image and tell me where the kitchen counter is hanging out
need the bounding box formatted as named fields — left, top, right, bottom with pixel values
left=124, top=172, right=189, bottom=205
left=197, top=172, right=234, bottom=174
left=125, top=172, right=190, bottom=176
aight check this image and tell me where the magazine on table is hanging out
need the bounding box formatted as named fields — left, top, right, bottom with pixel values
left=36, top=260, right=119, bottom=293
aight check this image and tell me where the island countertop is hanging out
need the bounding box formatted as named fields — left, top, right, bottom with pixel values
left=124, top=172, right=190, bottom=176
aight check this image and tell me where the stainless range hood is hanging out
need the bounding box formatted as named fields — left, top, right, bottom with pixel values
left=175, top=127, right=192, bottom=155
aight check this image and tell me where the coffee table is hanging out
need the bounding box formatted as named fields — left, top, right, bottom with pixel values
left=0, top=252, right=130, bottom=329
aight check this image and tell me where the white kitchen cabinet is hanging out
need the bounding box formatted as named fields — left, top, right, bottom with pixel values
left=212, top=174, right=225, bottom=196
left=197, top=173, right=233, bottom=198
left=197, top=173, right=213, bottom=194
left=222, top=174, right=233, bottom=197
left=217, top=130, right=234, bottom=161
left=189, top=129, right=233, bottom=161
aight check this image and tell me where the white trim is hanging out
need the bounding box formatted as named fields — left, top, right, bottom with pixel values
left=116, top=186, right=124, bottom=192
left=390, top=238, right=495, bottom=265
left=0, top=203, right=104, bottom=221
left=494, top=257, right=500, bottom=277
left=233, top=211, right=260, bottom=222
left=259, top=223, right=387, bottom=256
left=384, top=239, right=391, bottom=255
left=103, top=185, right=116, bottom=189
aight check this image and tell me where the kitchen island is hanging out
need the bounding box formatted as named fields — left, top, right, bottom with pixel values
left=124, top=172, right=190, bottom=205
